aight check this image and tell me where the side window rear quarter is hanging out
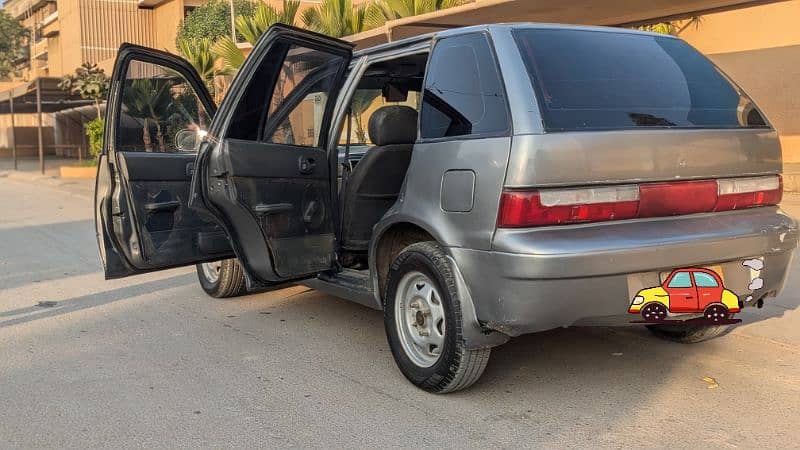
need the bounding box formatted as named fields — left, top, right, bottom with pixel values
left=396, top=31, right=513, bottom=252
left=420, top=32, right=510, bottom=140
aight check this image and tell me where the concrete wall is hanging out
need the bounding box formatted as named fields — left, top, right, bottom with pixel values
left=0, top=113, right=55, bottom=149
left=678, top=0, right=800, bottom=162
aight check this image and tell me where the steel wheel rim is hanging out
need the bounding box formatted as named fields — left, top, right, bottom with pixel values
left=201, top=261, right=222, bottom=284
left=394, top=271, right=446, bottom=368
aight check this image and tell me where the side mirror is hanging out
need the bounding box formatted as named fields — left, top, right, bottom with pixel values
left=174, top=129, right=205, bottom=152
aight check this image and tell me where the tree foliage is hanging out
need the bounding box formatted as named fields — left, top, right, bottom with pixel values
left=122, top=79, right=176, bottom=152
left=301, top=0, right=371, bottom=38
left=58, top=63, right=110, bottom=118
left=213, top=0, right=299, bottom=74
left=178, top=38, right=218, bottom=95
left=637, top=17, right=703, bottom=36
left=85, top=118, right=105, bottom=161
left=365, top=0, right=464, bottom=28
left=236, top=0, right=300, bottom=44
left=176, top=0, right=258, bottom=48
left=0, top=10, right=29, bottom=80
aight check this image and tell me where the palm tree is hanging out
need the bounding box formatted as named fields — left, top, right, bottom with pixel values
left=177, top=38, right=217, bottom=96
left=237, top=0, right=300, bottom=44
left=301, top=0, right=371, bottom=38
left=350, top=90, right=381, bottom=142
left=213, top=1, right=300, bottom=74
left=211, top=36, right=245, bottom=76
left=122, top=80, right=157, bottom=152
left=121, top=79, right=175, bottom=152
left=147, top=80, right=176, bottom=152
left=365, top=0, right=464, bottom=28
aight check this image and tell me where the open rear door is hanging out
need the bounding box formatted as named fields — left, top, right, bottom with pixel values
left=193, top=25, right=353, bottom=288
left=96, top=45, right=234, bottom=279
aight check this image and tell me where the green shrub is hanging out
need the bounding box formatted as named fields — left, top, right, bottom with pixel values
left=85, top=118, right=104, bottom=162
left=176, top=0, right=258, bottom=48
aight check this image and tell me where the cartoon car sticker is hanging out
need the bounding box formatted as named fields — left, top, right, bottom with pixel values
left=626, top=258, right=765, bottom=325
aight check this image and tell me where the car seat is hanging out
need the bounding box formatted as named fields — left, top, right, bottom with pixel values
left=339, top=105, right=417, bottom=253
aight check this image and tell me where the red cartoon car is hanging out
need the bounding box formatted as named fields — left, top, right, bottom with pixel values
left=629, top=268, right=741, bottom=322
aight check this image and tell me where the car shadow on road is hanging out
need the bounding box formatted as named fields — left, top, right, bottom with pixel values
left=0, top=273, right=196, bottom=329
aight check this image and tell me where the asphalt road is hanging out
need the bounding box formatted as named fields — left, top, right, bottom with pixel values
left=2, top=173, right=800, bottom=449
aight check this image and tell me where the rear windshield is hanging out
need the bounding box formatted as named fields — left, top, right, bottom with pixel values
left=513, top=29, right=768, bottom=131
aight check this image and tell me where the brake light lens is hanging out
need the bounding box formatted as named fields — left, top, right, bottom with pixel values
left=498, top=186, right=638, bottom=227
left=498, top=175, right=782, bottom=227
left=715, top=175, right=782, bottom=211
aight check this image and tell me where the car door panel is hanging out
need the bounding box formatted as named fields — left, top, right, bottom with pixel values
left=196, top=25, right=353, bottom=286
left=116, top=152, right=231, bottom=268
left=95, top=44, right=233, bottom=279
left=206, top=139, right=334, bottom=280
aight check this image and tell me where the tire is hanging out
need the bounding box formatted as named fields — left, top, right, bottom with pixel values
left=646, top=323, right=730, bottom=343
left=383, top=241, right=490, bottom=394
left=196, top=258, right=247, bottom=298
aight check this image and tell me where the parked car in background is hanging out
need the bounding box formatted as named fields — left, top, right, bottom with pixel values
left=94, top=24, right=797, bottom=393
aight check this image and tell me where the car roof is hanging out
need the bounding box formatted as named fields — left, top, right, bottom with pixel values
left=353, top=22, right=678, bottom=57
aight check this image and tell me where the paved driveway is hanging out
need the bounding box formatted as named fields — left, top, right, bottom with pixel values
left=1, top=173, right=799, bottom=448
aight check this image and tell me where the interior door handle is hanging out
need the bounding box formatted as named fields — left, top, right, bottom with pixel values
left=254, top=203, right=293, bottom=215
left=144, top=200, right=180, bottom=212
left=298, top=156, right=316, bottom=175
left=303, top=201, right=318, bottom=223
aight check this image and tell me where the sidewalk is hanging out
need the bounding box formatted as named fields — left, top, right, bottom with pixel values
left=0, top=158, right=94, bottom=198
left=0, top=156, right=79, bottom=176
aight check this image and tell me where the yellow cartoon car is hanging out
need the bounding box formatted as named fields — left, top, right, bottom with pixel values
left=629, top=268, right=740, bottom=323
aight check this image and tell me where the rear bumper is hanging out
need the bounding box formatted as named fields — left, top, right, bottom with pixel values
left=450, top=207, right=797, bottom=336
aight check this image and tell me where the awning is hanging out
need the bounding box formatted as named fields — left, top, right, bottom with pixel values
left=0, top=78, right=94, bottom=114
left=345, top=0, right=783, bottom=48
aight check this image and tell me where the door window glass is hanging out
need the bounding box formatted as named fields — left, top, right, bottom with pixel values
left=117, top=60, right=211, bottom=152
left=420, top=33, right=509, bottom=139
left=668, top=271, right=693, bottom=288
left=693, top=272, right=719, bottom=287
left=341, top=89, right=420, bottom=146
left=263, top=45, right=347, bottom=147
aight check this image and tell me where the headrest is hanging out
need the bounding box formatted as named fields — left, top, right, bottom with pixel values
left=368, top=106, right=418, bottom=146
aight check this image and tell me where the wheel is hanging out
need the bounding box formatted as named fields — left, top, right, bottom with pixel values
left=703, top=304, right=730, bottom=324
left=196, top=258, right=247, bottom=298
left=383, top=241, right=491, bottom=394
left=646, top=323, right=730, bottom=343
left=640, top=302, right=668, bottom=322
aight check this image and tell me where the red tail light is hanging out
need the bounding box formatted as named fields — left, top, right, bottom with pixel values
left=498, top=175, right=782, bottom=228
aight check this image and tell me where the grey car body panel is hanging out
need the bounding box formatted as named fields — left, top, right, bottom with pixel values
left=360, top=24, right=796, bottom=345
left=452, top=247, right=794, bottom=336
left=505, top=129, right=782, bottom=188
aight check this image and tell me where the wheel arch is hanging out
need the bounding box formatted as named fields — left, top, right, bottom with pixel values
left=368, top=219, right=509, bottom=350
left=369, top=219, right=438, bottom=299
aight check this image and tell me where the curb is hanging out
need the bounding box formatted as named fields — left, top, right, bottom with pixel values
left=0, top=170, right=60, bottom=183
left=0, top=170, right=94, bottom=198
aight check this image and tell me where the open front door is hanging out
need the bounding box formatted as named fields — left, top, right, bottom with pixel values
left=194, top=26, right=353, bottom=288
left=96, top=44, right=233, bottom=279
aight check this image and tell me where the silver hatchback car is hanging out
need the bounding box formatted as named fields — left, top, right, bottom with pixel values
left=96, top=24, right=797, bottom=393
